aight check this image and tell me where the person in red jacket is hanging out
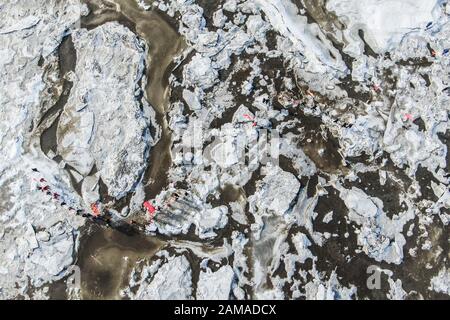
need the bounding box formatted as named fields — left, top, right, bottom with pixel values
left=90, top=203, right=101, bottom=217
left=143, top=201, right=158, bottom=222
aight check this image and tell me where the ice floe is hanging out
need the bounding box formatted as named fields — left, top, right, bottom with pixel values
left=57, top=22, right=158, bottom=199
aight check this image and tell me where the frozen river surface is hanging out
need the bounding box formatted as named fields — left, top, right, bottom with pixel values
left=0, top=0, right=448, bottom=300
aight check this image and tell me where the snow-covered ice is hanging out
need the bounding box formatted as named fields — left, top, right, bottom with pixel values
left=57, top=22, right=158, bottom=199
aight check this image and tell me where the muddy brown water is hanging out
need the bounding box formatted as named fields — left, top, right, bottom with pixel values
left=77, top=223, right=163, bottom=300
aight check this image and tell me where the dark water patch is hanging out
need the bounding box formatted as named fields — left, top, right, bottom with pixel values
left=59, top=35, right=77, bottom=75
left=285, top=110, right=345, bottom=173
left=413, top=117, right=426, bottom=132
left=398, top=57, right=433, bottom=67
left=209, top=104, right=239, bottom=129
left=219, top=184, right=244, bottom=204
left=76, top=222, right=163, bottom=299
left=388, top=215, right=449, bottom=300
left=242, top=166, right=263, bottom=198
left=311, top=186, right=390, bottom=299
left=47, top=277, right=69, bottom=300
left=337, top=74, right=371, bottom=102
left=312, top=183, right=448, bottom=299
left=278, top=154, right=300, bottom=177
left=421, top=73, right=431, bottom=87
left=81, top=2, right=137, bottom=32
left=40, top=35, right=77, bottom=155
left=195, top=0, right=223, bottom=25
left=415, top=165, right=441, bottom=202
left=298, top=0, right=359, bottom=73
left=345, top=152, right=373, bottom=166
left=265, top=30, right=279, bottom=51
left=358, top=29, right=378, bottom=58
left=305, top=174, right=319, bottom=197
left=437, top=130, right=450, bottom=173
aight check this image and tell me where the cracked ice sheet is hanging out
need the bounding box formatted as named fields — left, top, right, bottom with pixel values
left=55, top=0, right=450, bottom=300
left=0, top=0, right=86, bottom=299
left=326, top=0, right=440, bottom=55
left=430, top=267, right=450, bottom=295
left=336, top=185, right=414, bottom=264
left=254, top=0, right=347, bottom=75
left=250, top=166, right=300, bottom=216
left=197, top=265, right=235, bottom=300
left=57, top=22, right=158, bottom=199
left=248, top=166, right=301, bottom=239
left=0, top=167, right=85, bottom=299
left=147, top=187, right=229, bottom=239
left=126, top=254, right=193, bottom=300
left=304, top=270, right=357, bottom=300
